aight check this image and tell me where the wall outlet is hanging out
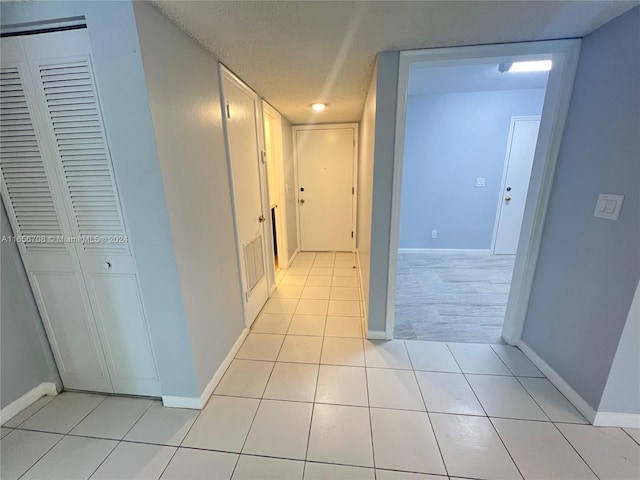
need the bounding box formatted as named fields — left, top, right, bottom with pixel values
left=431, top=230, right=438, bottom=239
left=476, top=177, right=486, bottom=187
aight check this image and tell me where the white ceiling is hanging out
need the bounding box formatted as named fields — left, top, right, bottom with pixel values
left=408, top=63, right=550, bottom=96
left=152, top=1, right=637, bottom=124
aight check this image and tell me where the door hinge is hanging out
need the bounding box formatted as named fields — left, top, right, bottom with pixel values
left=352, top=187, right=355, bottom=195
left=245, top=291, right=249, bottom=302
left=351, top=231, right=354, bottom=238
left=225, top=101, right=231, bottom=119
left=261, top=150, right=267, bottom=164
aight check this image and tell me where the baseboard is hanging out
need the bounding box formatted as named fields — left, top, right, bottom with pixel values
left=518, top=341, right=597, bottom=423
left=366, top=330, right=388, bottom=340
left=162, top=327, right=250, bottom=410
left=0, top=382, right=58, bottom=424
left=288, top=248, right=300, bottom=264
left=593, top=412, right=640, bottom=428
left=398, top=248, right=491, bottom=254
left=355, top=249, right=368, bottom=326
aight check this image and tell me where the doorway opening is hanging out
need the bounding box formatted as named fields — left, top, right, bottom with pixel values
left=394, top=60, right=549, bottom=343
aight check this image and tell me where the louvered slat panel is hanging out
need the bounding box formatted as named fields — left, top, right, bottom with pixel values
left=0, top=68, right=66, bottom=252
left=39, top=61, right=128, bottom=254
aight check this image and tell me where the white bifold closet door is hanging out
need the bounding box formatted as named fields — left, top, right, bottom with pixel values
left=0, top=29, right=160, bottom=396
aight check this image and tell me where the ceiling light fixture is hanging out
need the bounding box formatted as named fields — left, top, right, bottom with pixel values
left=499, top=60, right=553, bottom=73
left=311, top=103, right=327, bottom=111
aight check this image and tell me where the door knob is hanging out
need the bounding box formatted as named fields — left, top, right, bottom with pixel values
left=258, top=215, right=266, bottom=223
left=505, top=196, right=512, bottom=202
left=299, top=199, right=305, bottom=204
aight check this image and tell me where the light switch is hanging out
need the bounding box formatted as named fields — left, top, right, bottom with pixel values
left=476, top=178, right=486, bottom=187
left=594, top=194, right=624, bottom=220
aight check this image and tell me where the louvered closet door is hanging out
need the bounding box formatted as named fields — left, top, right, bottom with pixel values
left=4, top=30, right=161, bottom=396
left=0, top=39, right=113, bottom=393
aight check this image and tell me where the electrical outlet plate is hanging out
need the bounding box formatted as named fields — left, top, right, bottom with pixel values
left=594, top=194, right=624, bottom=220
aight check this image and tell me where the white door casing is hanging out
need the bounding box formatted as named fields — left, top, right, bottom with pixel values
left=220, top=66, right=269, bottom=326
left=295, top=124, right=357, bottom=252
left=0, top=30, right=161, bottom=396
left=493, top=116, right=541, bottom=255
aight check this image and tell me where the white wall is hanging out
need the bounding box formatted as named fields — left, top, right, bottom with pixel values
left=281, top=116, right=299, bottom=259
left=357, top=59, right=378, bottom=319
left=133, top=2, right=245, bottom=395
left=1, top=0, right=200, bottom=398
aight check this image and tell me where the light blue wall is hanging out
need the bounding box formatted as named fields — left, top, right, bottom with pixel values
left=399, top=89, right=545, bottom=249
left=1, top=200, right=62, bottom=408
left=522, top=6, right=639, bottom=411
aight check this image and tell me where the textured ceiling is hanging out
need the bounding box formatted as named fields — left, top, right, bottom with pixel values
left=152, top=1, right=637, bottom=124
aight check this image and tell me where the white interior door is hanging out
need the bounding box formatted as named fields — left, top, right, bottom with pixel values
left=1, top=30, right=161, bottom=396
left=296, top=125, right=356, bottom=252
left=221, top=68, right=269, bottom=326
left=493, top=116, right=541, bottom=255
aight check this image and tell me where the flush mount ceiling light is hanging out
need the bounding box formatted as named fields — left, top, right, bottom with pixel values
left=499, top=60, right=553, bottom=73
left=311, top=103, right=327, bottom=111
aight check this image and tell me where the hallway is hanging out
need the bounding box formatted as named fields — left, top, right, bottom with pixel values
left=2, top=252, right=639, bottom=479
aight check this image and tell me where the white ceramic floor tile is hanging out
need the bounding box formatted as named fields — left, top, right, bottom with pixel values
left=625, top=428, right=640, bottom=445
left=263, top=298, right=299, bottom=314
left=296, top=299, right=329, bottom=315
left=160, top=448, right=238, bottom=480
left=315, top=365, right=368, bottom=406
left=518, top=377, right=587, bottom=423
left=491, top=345, right=543, bottom=377
left=370, top=408, right=446, bottom=475
left=287, top=314, right=327, bottom=336
left=331, top=276, right=358, bottom=287
left=91, top=441, right=176, bottom=480
left=334, top=260, right=356, bottom=269
left=1, top=427, right=12, bottom=438
left=0, top=430, right=62, bottom=480
left=251, top=313, right=292, bottom=334
left=215, top=359, right=274, bottom=398
left=327, top=300, right=361, bottom=317
left=124, top=402, right=198, bottom=446
left=313, top=260, right=335, bottom=268
left=321, top=337, right=365, bottom=367
left=182, top=396, right=259, bottom=452
left=307, top=404, right=374, bottom=467
left=243, top=400, right=313, bottom=460
left=467, top=375, right=547, bottom=420
left=291, top=258, right=314, bottom=268
left=447, top=343, right=511, bottom=375
left=2, top=395, right=54, bottom=428
left=310, top=267, right=333, bottom=276
left=415, top=371, right=484, bottom=415
left=232, top=455, right=304, bottom=480
left=21, top=435, right=116, bottom=480
left=272, top=285, right=304, bottom=299
left=306, top=276, right=333, bottom=286
left=296, top=252, right=317, bottom=260
left=325, top=316, right=362, bottom=338
left=281, top=275, right=309, bottom=286
left=364, top=340, right=412, bottom=369
left=264, top=362, right=319, bottom=402
left=492, top=417, right=596, bottom=479
left=405, top=340, right=461, bottom=373
left=329, top=286, right=360, bottom=300
left=278, top=335, right=323, bottom=363
left=19, top=392, right=105, bottom=434
left=236, top=333, right=285, bottom=361
left=333, top=268, right=357, bottom=277
left=288, top=266, right=312, bottom=276
left=557, top=423, right=640, bottom=480
left=303, top=462, right=374, bottom=479
left=301, top=286, right=331, bottom=300
left=375, top=471, right=444, bottom=480
left=367, top=368, right=425, bottom=411
left=70, top=396, right=154, bottom=440
left=429, top=413, right=521, bottom=480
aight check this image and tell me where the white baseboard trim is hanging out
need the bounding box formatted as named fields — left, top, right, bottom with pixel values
left=398, top=248, right=492, bottom=254
left=0, top=382, right=58, bottom=424
left=593, top=412, right=640, bottom=428
left=366, top=330, right=388, bottom=340
left=163, top=327, right=250, bottom=410
left=518, top=341, right=597, bottom=423
left=288, top=249, right=300, bottom=264
left=355, top=249, right=368, bottom=328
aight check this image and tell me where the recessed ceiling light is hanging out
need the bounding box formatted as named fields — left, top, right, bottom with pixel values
left=499, top=60, right=553, bottom=73
left=311, top=103, right=327, bottom=111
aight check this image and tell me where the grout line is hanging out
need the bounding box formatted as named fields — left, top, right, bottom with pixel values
left=621, top=428, right=640, bottom=447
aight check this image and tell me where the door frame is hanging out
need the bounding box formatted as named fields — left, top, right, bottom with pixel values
left=491, top=115, right=542, bottom=254
left=386, top=40, right=581, bottom=343
left=261, top=100, right=290, bottom=271
left=293, top=123, right=359, bottom=252
left=219, top=64, right=271, bottom=327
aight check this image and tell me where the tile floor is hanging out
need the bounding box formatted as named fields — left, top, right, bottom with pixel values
left=394, top=252, right=515, bottom=343
left=2, top=251, right=639, bottom=480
